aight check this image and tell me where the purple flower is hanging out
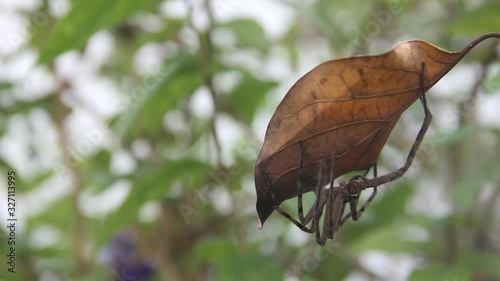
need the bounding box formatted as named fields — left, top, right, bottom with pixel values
left=100, top=230, right=154, bottom=281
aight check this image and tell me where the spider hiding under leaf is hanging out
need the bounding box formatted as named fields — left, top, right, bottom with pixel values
left=254, top=33, right=500, bottom=245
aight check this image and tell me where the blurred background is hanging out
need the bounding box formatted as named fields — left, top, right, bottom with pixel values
left=0, top=0, right=499, bottom=280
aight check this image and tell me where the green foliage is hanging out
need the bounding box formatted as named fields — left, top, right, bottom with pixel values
left=483, top=71, right=500, bottom=95
left=1, top=1, right=499, bottom=281
left=226, top=73, right=277, bottom=123
left=221, top=19, right=270, bottom=54
left=212, top=253, right=284, bottom=281
left=452, top=3, right=500, bottom=35
left=97, top=158, right=212, bottom=247
left=112, top=55, right=204, bottom=140
left=34, top=0, right=163, bottom=63
left=453, top=159, right=500, bottom=208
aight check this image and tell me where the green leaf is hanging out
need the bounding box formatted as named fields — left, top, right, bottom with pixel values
left=0, top=82, right=12, bottom=91
left=213, top=253, right=284, bottom=281
left=35, top=0, right=163, bottom=63
left=96, top=158, right=212, bottom=247
left=226, top=74, right=277, bottom=124
left=17, top=169, right=54, bottom=193
left=137, top=18, right=185, bottom=46
left=340, top=182, right=414, bottom=242
left=483, top=71, right=500, bottom=95
left=350, top=223, right=422, bottom=254
left=299, top=276, right=321, bottom=281
left=29, top=196, right=74, bottom=232
left=79, top=150, right=116, bottom=193
left=4, top=96, right=52, bottom=115
left=456, top=251, right=500, bottom=278
left=409, top=265, right=471, bottom=281
left=221, top=19, right=270, bottom=53
left=281, top=23, right=299, bottom=70
left=433, top=126, right=480, bottom=147
left=453, top=160, right=500, bottom=208
left=370, top=182, right=414, bottom=225
left=194, top=239, right=240, bottom=263
left=451, top=3, right=500, bottom=35
left=112, top=55, right=203, bottom=141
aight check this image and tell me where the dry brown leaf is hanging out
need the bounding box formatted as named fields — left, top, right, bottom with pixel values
left=255, top=33, right=500, bottom=227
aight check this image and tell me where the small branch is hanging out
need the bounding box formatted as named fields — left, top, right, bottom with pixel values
left=458, top=44, right=498, bottom=126
left=188, top=0, right=223, bottom=169
left=443, top=220, right=458, bottom=265
left=151, top=205, right=183, bottom=281
left=51, top=69, right=88, bottom=276
left=188, top=0, right=248, bottom=252
left=444, top=44, right=498, bottom=265
left=481, top=183, right=500, bottom=231
left=472, top=183, right=500, bottom=253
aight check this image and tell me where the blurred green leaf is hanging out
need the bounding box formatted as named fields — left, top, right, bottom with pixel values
left=35, top=0, right=163, bottom=63
left=409, top=264, right=471, bottom=281
left=340, top=182, right=414, bottom=242
left=483, top=71, right=500, bottom=95
left=284, top=0, right=334, bottom=44
left=226, top=74, right=277, bottom=123
left=17, top=169, right=54, bottom=192
left=213, top=253, right=284, bottom=281
left=194, top=238, right=240, bottom=263
left=0, top=82, right=12, bottom=91
left=370, top=182, right=414, bottom=225
left=453, top=160, right=500, bottom=208
left=451, top=3, right=500, bottom=35
left=79, top=150, right=115, bottom=193
left=112, top=55, right=203, bottom=141
left=456, top=250, right=500, bottom=278
left=96, top=158, right=212, bottom=247
left=189, top=118, right=211, bottom=146
left=3, top=97, right=52, bottom=115
left=434, top=126, right=479, bottom=147
left=221, top=19, right=270, bottom=53
left=281, top=23, right=299, bottom=70
left=313, top=252, right=350, bottom=280
left=300, top=277, right=321, bottom=281
left=137, top=18, right=185, bottom=46
left=350, top=222, right=422, bottom=254
left=29, top=196, right=74, bottom=232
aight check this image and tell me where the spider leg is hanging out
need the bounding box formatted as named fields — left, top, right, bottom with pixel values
left=297, top=141, right=308, bottom=224
left=316, top=154, right=340, bottom=245
left=270, top=192, right=314, bottom=233
left=350, top=165, right=378, bottom=221
left=313, top=155, right=329, bottom=245
left=328, top=187, right=347, bottom=239
left=338, top=62, right=431, bottom=227
left=353, top=62, right=433, bottom=190
left=263, top=156, right=313, bottom=233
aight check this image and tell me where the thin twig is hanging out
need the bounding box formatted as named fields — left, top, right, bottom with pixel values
left=444, top=43, right=498, bottom=265
left=51, top=68, right=88, bottom=276
left=187, top=0, right=248, bottom=253
left=458, top=44, right=498, bottom=126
